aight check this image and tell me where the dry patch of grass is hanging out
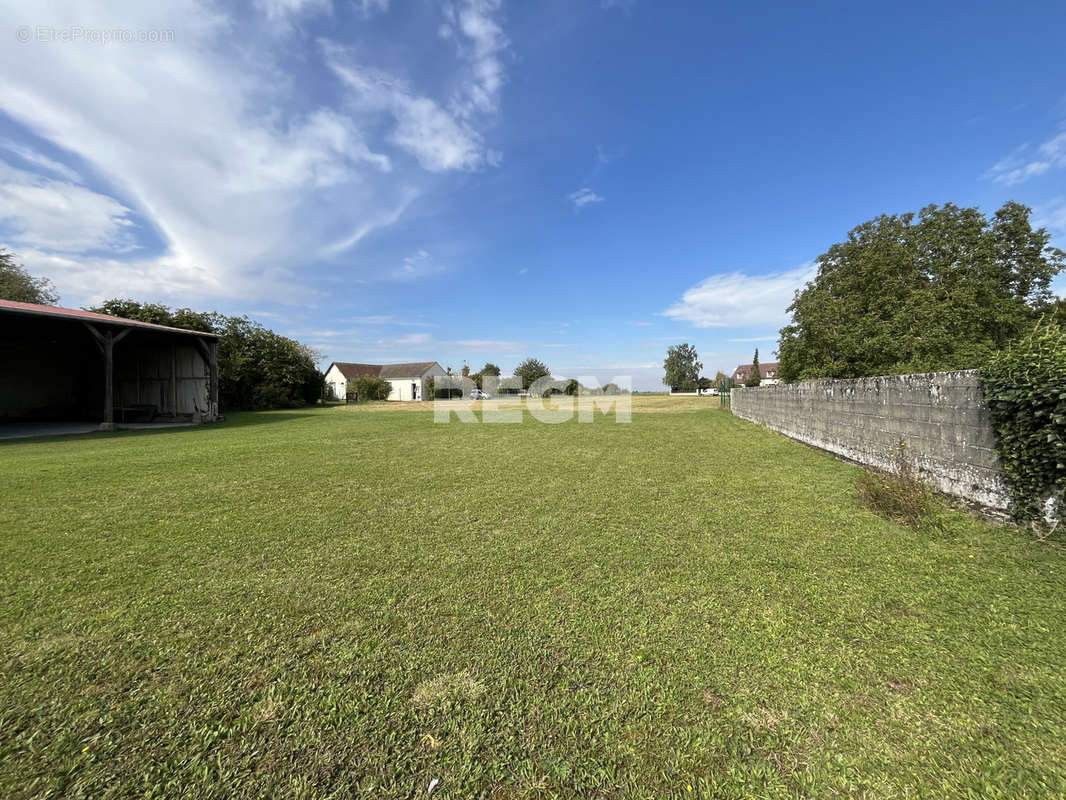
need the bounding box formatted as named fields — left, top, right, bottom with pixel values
left=412, top=672, right=486, bottom=710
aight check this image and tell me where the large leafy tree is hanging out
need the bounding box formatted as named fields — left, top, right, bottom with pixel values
left=89, top=299, right=322, bottom=410
left=777, top=202, right=1065, bottom=381
left=0, top=249, right=58, bottom=305
left=514, top=358, right=550, bottom=389
left=663, top=343, right=702, bottom=391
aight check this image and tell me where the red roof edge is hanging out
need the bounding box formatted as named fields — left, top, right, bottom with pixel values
left=0, top=299, right=219, bottom=339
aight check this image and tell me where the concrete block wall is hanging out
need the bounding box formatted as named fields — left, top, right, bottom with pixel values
left=730, top=370, right=1011, bottom=511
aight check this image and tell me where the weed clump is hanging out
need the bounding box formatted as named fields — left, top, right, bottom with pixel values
left=857, top=440, right=943, bottom=530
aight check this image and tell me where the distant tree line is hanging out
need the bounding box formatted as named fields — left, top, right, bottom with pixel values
left=431, top=358, right=627, bottom=398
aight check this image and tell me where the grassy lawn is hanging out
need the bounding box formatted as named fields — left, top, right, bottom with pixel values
left=2, top=397, right=1064, bottom=798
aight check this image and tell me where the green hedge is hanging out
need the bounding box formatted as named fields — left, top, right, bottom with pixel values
left=347, top=376, right=392, bottom=403
left=980, top=320, right=1066, bottom=522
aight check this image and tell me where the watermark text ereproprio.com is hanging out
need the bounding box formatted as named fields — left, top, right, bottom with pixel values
left=16, top=26, right=175, bottom=44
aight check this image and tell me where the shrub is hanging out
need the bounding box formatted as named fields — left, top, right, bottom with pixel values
left=980, top=320, right=1066, bottom=523
left=857, top=440, right=943, bottom=530
left=349, top=376, right=392, bottom=403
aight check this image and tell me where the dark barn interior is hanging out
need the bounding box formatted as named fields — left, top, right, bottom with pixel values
left=1, top=301, right=219, bottom=431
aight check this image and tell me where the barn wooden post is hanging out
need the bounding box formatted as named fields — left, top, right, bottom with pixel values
left=83, top=323, right=129, bottom=431
left=102, top=330, right=115, bottom=430
left=171, top=346, right=178, bottom=419
left=193, top=337, right=219, bottom=421
left=208, top=340, right=219, bottom=420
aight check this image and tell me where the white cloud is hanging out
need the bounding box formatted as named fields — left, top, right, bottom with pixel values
left=323, top=1, right=508, bottom=173
left=662, top=264, right=817, bottom=328
left=320, top=190, right=417, bottom=257
left=568, top=187, right=604, bottom=209
left=323, top=44, right=490, bottom=172
left=986, top=131, right=1066, bottom=185
left=727, top=335, right=779, bottom=343
left=1033, top=196, right=1066, bottom=235
left=256, top=0, right=331, bottom=22
left=355, top=0, right=389, bottom=16
left=15, top=247, right=230, bottom=304
left=0, top=162, right=135, bottom=253
left=517, top=267, right=528, bottom=275
left=391, top=331, right=435, bottom=347
left=391, top=248, right=444, bottom=281
left=0, top=0, right=508, bottom=305
left=441, top=0, right=509, bottom=118
left=0, top=141, right=81, bottom=182
left=351, top=315, right=435, bottom=327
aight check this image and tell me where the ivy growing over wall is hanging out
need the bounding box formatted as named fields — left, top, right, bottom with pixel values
left=980, top=320, right=1066, bottom=523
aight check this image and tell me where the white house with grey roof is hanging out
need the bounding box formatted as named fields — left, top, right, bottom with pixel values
left=324, top=361, right=445, bottom=402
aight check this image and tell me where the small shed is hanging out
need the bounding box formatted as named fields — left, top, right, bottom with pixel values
left=1, top=299, right=220, bottom=430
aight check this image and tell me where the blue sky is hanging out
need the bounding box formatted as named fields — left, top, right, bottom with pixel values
left=1, top=0, right=1064, bottom=389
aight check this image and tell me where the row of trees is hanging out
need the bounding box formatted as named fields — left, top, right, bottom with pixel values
left=430, top=358, right=626, bottom=398
left=437, top=358, right=551, bottom=394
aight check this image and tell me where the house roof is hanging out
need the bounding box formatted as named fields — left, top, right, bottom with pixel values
left=328, top=362, right=383, bottom=380
left=0, top=299, right=219, bottom=339
left=379, top=362, right=439, bottom=379
left=733, top=361, right=779, bottom=378
left=328, top=361, right=441, bottom=380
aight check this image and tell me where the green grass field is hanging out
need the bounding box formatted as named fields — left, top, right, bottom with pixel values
left=2, top=398, right=1064, bottom=798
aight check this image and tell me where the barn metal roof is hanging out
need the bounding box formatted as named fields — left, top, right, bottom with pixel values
left=0, top=299, right=219, bottom=339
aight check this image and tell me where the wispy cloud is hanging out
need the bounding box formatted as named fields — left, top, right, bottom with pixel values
left=256, top=0, right=332, bottom=22
left=323, top=44, right=493, bottom=173
left=568, top=187, right=604, bottom=209
left=985, top=130, right=1066, bottom=185
left=662, top=264, right=816, bottom=328
left=1033, top=196, right=1066, bottom=235
left=0, top=141, right=81, bottom=183
left=727, top=335, right=779, bottom=343
left=0, top=0, right=510, bottom=305
left=390, top=249, right=445, bottom=281
left=0, top=162, right=136, bottom=253
left=439, top=0, right=510, bottom=119
left=355, top=0, right=389, bottom=17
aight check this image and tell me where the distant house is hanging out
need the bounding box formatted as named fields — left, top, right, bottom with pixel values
left=732, top=361, right=780, bottom=386
left=324, top=361, right=445, bottom=401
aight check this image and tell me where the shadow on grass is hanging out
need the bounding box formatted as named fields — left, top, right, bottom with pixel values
left=213, top=411, right=320, bottom=429
left=0, top=409, right=321, bottom=445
